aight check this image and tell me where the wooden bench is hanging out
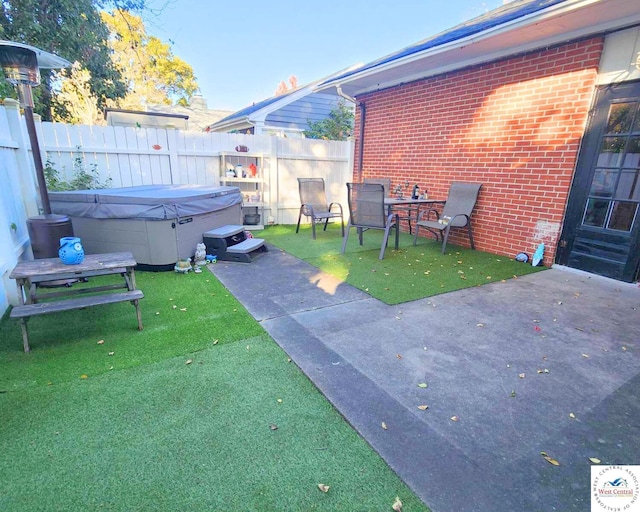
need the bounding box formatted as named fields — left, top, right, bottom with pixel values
left=10, top=290, right=144, bottom=352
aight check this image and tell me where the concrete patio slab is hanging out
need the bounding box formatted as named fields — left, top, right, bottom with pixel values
left=210, top=246, right=640, bottom=512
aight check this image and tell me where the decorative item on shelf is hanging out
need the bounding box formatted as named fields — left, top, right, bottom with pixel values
left=58, top=237, right=84, bottom=265
left=235, top=145, right=249, bottom=152
left=235, top=164, right=244, bottom=178
left=412, top=184, right=420, bottom=199
left=194, top=243, right=207, bottom=266
left=174, top=258, right=191, bottom=273
left=226, top=169, right=236, bottom=178
left=249, top=163, right=257, bottom=177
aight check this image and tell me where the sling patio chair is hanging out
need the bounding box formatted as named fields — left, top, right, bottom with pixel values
left=413, top=182, right=482, bottom=254
left=296, top=177, right=345, bottom=239
left=341, top=182, right=399, bottom=260
left=364, top=177, right=418, bottom=234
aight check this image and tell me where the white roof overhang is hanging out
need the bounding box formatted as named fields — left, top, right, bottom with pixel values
left=318, top=0, right=640, bottom=98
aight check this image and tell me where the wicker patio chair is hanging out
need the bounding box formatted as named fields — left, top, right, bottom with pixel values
left=296, top=178, right=345, bottom=239
left=341, top=182, right=399, bottom=260
left=413, top=182, right=482, bottom=254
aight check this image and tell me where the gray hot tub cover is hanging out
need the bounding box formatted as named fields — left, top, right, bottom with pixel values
left=50, top=184, right=242, bottom=220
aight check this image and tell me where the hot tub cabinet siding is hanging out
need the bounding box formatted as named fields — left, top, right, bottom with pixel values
left=50, top=185, right=242, bottom=268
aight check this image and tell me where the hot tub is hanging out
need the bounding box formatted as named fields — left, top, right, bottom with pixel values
left=50, top=184, right=242, bottom=269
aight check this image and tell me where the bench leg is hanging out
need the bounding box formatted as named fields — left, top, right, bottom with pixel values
left=132, top=299, right=143, bottom=330
left=19, top=318, right=30, bottom=353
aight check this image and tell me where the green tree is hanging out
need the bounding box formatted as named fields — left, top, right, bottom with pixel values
left=303, top=101, right=354, bottom=141
left=52, top=61, right=101, bottom=125
left=0, top=0, right=145, bottom=120
left=101, top=9, right=198, bottom=109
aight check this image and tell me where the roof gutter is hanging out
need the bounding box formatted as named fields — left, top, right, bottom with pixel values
left=320, top=0, right=607, bottom=92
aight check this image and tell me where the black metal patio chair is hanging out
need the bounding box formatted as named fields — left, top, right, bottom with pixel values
left=413, top=182, right=482, bottom=254
left=341, top=182, right=399, bottom=260
left=296, top=178, right=345, bottom=239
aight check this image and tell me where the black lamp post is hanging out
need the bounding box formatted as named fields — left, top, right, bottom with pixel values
left=1, top=41, right=72, bottom=259
left=0, top=41, right=70, bottom=214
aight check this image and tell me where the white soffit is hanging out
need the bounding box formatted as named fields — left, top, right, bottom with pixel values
left=330, top=0, right=640, bottom=98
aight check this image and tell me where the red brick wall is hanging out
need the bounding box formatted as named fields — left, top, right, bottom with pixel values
left=354, top=37, right=604, bottom=265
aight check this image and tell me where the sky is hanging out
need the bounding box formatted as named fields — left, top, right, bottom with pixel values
left=145, top=0, right=505, bottom=112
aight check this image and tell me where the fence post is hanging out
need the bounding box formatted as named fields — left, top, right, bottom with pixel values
left=3, top=99, right=39, bottom=217
left=165, top=127, right=179, bottom=185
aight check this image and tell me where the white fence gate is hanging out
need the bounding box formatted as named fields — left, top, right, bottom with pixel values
left=0, top=101, right=354, bottom=314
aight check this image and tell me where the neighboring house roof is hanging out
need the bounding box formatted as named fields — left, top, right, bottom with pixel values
left=105, top=96, right=232, bottom=131
left=208, top=66, right=360, bottom=135
left=318, top=0, right=640, bottom=98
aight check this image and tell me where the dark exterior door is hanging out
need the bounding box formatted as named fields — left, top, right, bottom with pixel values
left=558, top=81, right=640, bottom=282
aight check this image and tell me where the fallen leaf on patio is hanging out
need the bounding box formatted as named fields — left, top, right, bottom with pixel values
left=384, top=272, right=390, bottom=276
left=246, top=345, right=250, bottom=350
left=212, top=339, right=219, bottom=345
left=510, top=390, right=516, bottom=397
left=460, top=275, right=467, bottom=280
left=534, top=326, right=542, bottom=332
left=557, top=301, right=563, bottom=305
left=589, top=457, right=601, bottom=464
left=172, top=305, right=177, bottom=309
left=486, top=276, right=492, bottom=280
left=80, top=374, right=88, bottom=379
left=277, top=398, right=283, bottom=403
left=457, top=270, right=464, bottom=274
left=317, top=484, right=330, bottom=493
left=542, top=355, right=548, bottom=360
left=392, top=496, right=403, bottom=512
left=519, top=373, right=526, bottom=379
left=537, top=369, right=550, bottom=374
left=396, top=354, right=403, bottom=360
left=417, top=383, right=428, bottom=388
left=180, top=308, right=187, bottom=311
left=569, top=413, right=576, bottom=419
left=417, top=405, right=429, bottom=410
left=424, top=271, right=430, bottom=275
left=622, top=346, right=628, bottom=351
left=269, top=424, right=278, bottom=431
left=185, top=359, right=193, bottom=365
left=169, top=298, right=174, bottom=301
left=155, top=312, right=160, bottom=315
left=97, top=340, right=105, bottom=345
left=477, top=323, right=484, bottom=327
left=506, top=364, right=511, bottom=368
left=371, top=269, right=376, bottom=272
left=450, top=416, right=459, bottom=422
left=575, top=327, right=584, bottom=332
left=540, top=452, right=560, bottom=465
left=381, top=422, right=388, bottom=430
left=574, top=292, right=580, bottom=298
left=581, top=353, right=590, bottom=358
left=108, top=352, right=114, bottom=356
left=287, top=358, right=291, bottom=362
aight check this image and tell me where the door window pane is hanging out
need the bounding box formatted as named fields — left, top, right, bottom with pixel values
left=583, top=198, right=610, bottom=228
left=608, top=201, right=637, bottom=231
left=590, top=169, right=617, bottom=197
left=606, top=103, right=636, bottom=134
left=623, top=137, right=640, bottom=168
left=597, top=137, right=626, bottom=167
left=616, top=171, right=640, bottom=200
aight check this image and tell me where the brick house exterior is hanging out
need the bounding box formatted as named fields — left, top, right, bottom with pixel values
left=355, top=37, right=604, bottom=266
left=320, top=0, right=640, bottom=281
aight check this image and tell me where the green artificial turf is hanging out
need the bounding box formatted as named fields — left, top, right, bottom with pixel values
left=0, top=270, right=429, bottom=512
left=256, top=224, right=546, bottom=305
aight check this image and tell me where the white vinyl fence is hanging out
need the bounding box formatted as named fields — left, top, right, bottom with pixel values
left=0, top=100, right=354, bottom=314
